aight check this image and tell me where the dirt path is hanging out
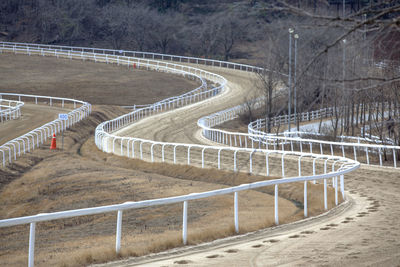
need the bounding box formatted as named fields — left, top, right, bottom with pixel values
left=0, top=104, right=70, bottom=145
left=0, top=56, right=305, bottom=266
left=97, top=165, right=400, bottom=267
left=115, top=66, right=255, bottom=143
left=1, top=53, right=398, bottom=266
left=104, top=64, right=400, bottom=266
left=0, top=53, right=199, bottom=106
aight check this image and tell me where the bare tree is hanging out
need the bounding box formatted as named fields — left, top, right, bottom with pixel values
left=255, top=27, right=287, bottom=133
left=216, top=14, right=246, bottom=60
left=127, top=6, right=155, bottom=51
left=257, top=0, right=400, bottom=142
left=103, top=5, right=130, bottom=49
left=145, top=11, right=183, bottom=54
left=196, top=17, right=222, bottom=58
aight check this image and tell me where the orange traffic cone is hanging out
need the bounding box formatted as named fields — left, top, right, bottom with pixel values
left=50, top=133, right=57, bottom=150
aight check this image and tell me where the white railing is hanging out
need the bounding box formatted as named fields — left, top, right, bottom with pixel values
left=247, top=102, right=396, bottom=131
left=196, top=101, right=399, bottom=168
left=0, top=41, right=272, bottom=75
left=0, top=43, right=222, bottom=113
left=247, top=110, right=399, bottom=168
left=0, top=93, right=91, bottom=167
left=0, top=43, right=360, bottom=267
left=0, top=98, right=24, bottom=122
left=0, top=153, right=358, bottom=266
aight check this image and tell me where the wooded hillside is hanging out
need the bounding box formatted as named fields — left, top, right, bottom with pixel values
left=1, top=0, right=399, bottom=145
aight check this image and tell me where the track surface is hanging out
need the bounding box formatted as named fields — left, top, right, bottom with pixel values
left=105, top=64, right=400, bottom=266
left=0, top=104, right=70, bottom=145
left=116, top=66, right=255, bottom=144
left=1, top=53, right=398, bottom=266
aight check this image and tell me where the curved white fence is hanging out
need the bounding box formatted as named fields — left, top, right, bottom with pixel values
left=247, top=116, right=399, bottom=168
left=1, top=41, right=271, bottom=75
left=0, top=98, right=24, bottom=122
left=195, top=98, right=399, bottom=168
left=0, top=43, right=360, bottom=267
left=250, top=119, right=397, bottom=145
left=0, top=93, right=91, bottom=167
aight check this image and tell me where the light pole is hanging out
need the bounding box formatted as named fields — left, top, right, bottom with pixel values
left=294, top=33, right=299, bottom=131
left=342, top=38, right=346, bottom=133
left=342, top=39, right=346, bottom=91
left=342, top=0, right=346, bottom=134
left=288, top=28, right=294, bottom=132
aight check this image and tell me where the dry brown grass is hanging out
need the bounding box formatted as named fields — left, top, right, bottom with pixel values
left=0, top=105, right=342, bottom=266
left=0, top=113, right=340, bottom=266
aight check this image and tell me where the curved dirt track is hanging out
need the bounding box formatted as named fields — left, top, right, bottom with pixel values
left=99, top=165, right=400, bottom=267
left=116, top=66, right=255, bottom=144
left=0, top=104, right=70, bottom=145
left=0, top=54, right=305, bottom=266
left=106, top=64, right=400, bottom=266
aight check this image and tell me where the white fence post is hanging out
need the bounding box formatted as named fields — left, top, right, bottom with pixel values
left=116, top=210, right=123, bottom=254
left=234, top=192, right=239, bottom=233
left=28, top=222, right=36, bottom=267
left=304, top=181, right=308, bottom=217
left=324, top=179, right=328, bottom=210
left=340, top=175, right=345, bottom=199
left=182, top=201, right=188, bottom=245
left=274, top=184, right=279, bottom=225
left=335, top=176, right=338, bottom=205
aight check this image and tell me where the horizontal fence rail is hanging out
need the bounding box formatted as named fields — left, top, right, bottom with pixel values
left=1, top=41, right=272, bottom=76
left=0, top=43, right=362, bottom=267
left=0, top=93, right=91, bottom=167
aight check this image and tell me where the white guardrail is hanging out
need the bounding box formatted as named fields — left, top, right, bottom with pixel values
left=0, top=98, right=24, bottom=122
left=0, top=93, right=91, bottom=167
left=0, top=42, right=360, bottom=267
left=197, top=99, right=399, bottom=168
left=247, top=113, right=400, bottom=168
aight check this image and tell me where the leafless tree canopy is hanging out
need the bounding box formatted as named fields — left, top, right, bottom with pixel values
left=248, top=0, right=400, bottom=148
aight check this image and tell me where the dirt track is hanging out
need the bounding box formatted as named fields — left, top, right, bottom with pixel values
left=0, top=104, right=70, bottom=145
left=0, top=53, right=199, bottom=105
left=106, top=64, right=400, bottom=266
left=116, top=66, right=255, bottom=143
left=0, top=53, right=399, bottom=266
left=98, top=165, right=400, bottom=267
left=0, top=54, right=309, bottom=266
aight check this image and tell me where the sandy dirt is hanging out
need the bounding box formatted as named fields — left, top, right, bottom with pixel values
left=97, top=165, right=400, bottom=267
left=0, top=53, right=320, bottom=266
left=0, top=53, right=199, bottom=105
left=0, top=104, right=70, bottom=145
left=101, top=63, right=400, bottom=266
left=115, top=65, right=256, bottom=143
left=0, top=52, right=398, bottom=267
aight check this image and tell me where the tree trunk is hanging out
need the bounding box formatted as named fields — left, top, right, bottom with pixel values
left=351, top=100, right=355, bottom=136
left=381, top=95, right=385, bottom=122
left=362, top=100, right=366, bottom=138
left=356, top=99, right=360, bottom=128
left=368, top=102, right=372, bottom=139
